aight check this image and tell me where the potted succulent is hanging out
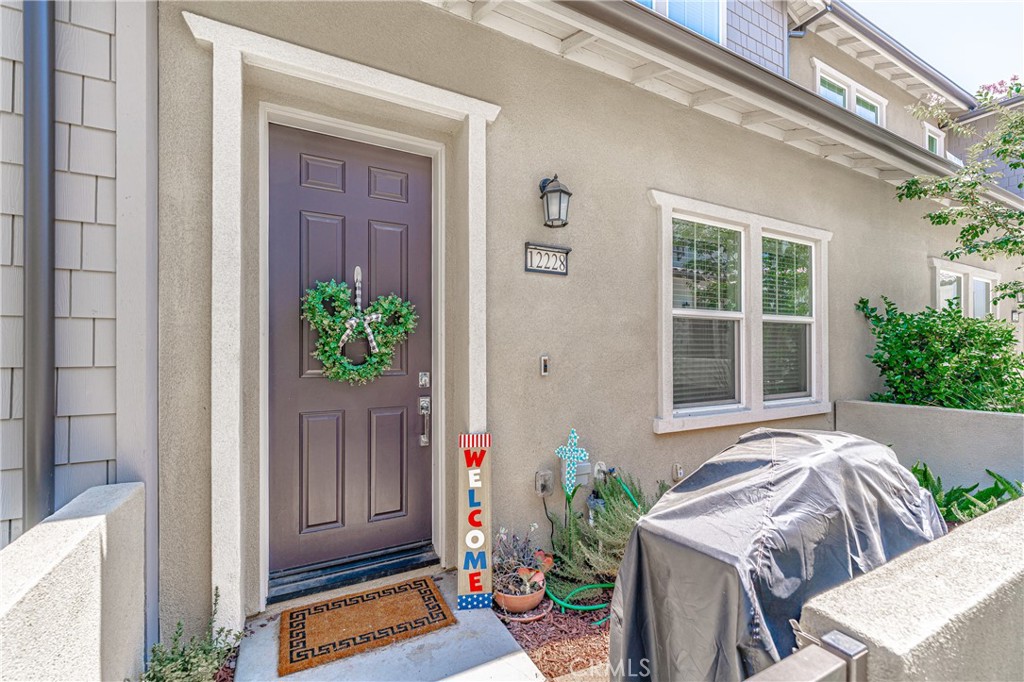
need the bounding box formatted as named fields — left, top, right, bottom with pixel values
left=492, top=525, right=555, bottom=613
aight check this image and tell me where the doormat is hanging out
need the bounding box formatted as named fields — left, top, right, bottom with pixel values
left=278, top=576, right=456, bottom=676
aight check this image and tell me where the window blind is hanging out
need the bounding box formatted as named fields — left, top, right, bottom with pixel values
left=972, top=279, right=991, bottom=318
left=666, top=0, right=721, bottom=42
left=762, top=237, right=811, bottom=316
left=763, top=322, right=810, bottom=398
left=673, top=317, right=738, bottom=407
left=673, top=219, right=742, bottom=311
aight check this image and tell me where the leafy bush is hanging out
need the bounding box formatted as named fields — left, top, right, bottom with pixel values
left=142, top=589, right=242, bottom=682
left=549, top=471, right=667, bottom=590
left=912, top=461, right=1022, bottom=523
left=856, top=297, right=1024, bottom=413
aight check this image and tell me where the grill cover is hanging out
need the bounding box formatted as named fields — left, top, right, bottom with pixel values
left=609, top=428, right=945, bottom=681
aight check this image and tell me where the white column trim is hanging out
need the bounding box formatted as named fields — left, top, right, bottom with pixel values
left=183, top=12, right=499, bottom=630
left=115, top=0, right=160, bottom=646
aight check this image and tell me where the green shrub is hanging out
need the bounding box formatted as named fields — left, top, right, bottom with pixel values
left=549, top=472, right=668, bottom=591
left=856, top=296, right=1024, bottom=413
left=142, top=589, right=241, bottom=682
left=912, top=461, right=1022, bottom=523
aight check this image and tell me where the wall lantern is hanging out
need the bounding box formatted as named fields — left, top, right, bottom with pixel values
left=539, top=175, right=572, bottom=228
left=1016, top=291, right=1024, bottom=305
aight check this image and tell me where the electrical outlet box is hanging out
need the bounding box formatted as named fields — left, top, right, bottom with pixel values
left=672, top=463, right=686, bottom=482
left=593, top=461, right=608, bottom=482
left=535, top=469, right=554, bottom=496
left=574, top=462, right=592, bottom=488
left=540, top=355, right=550, bottom=376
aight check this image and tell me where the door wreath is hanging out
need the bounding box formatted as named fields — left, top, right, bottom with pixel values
left=302, top=279, right=417, bottom=385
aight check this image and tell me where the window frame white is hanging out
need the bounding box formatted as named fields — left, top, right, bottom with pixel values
left=812, top=58, right=888, bottom=127
left=646, top=0, right=729, bottom=45
left=930, top=258, right=1000, bottom=318
left=650, top=190, right=833, bottom=433
left=923, top=122, right=946, bottom=156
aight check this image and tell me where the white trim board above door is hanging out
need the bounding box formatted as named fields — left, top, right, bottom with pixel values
left=182, top=11, right=500, bottom=629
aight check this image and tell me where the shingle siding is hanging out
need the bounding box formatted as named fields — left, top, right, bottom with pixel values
left=725, top=0, right=787, bottom=77
left=947, top=109, right=1024, bottom=198
left=0, top=1, right=117, bottom=548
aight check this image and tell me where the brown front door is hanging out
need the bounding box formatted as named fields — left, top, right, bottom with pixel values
left=269, top=124, right=432, bottom=572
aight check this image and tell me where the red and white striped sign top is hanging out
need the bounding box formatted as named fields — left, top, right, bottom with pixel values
left=459, top=433, right=491, bottom=449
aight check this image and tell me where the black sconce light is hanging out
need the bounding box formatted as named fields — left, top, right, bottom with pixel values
left=539, top=175, right=572, bottom=228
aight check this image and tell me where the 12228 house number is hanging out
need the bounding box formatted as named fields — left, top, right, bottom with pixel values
left=525, top=243, right=571, bottom=276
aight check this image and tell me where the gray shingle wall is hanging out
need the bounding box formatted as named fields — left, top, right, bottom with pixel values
left=946, top=110, right=1024, bottom=198
left=725, top=0, right=787, bottom=77
left=0, top=0, right=117, bottom=549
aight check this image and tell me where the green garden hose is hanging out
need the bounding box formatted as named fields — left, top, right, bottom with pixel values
left=545, top=583, right=614, bottom=626
left=614, top=473, right=640, bottom=509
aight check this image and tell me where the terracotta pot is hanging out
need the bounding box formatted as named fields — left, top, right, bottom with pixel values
left=493, top=587, right=545, bottom=613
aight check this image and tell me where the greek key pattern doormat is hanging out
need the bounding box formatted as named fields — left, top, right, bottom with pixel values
left=278, top=576, right=456, bottom=676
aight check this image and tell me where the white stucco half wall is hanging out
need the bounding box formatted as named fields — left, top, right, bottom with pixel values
left=836, top=400, right=1024, bottom=488
left=0, top=483, right=146, bottom=681
left=801, top=499, right=1024, bottom=681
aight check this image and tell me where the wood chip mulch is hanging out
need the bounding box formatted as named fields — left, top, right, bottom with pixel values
left=499, top=589, right=612, bottom=680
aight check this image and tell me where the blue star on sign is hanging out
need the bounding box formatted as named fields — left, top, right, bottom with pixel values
left=555, top=428, right=589, bottom=494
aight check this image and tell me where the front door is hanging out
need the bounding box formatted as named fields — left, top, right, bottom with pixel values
left=269, top=123, right=432, bottom=572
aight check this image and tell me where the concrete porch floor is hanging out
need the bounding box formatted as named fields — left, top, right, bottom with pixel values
left=235, top=568, right=545, bottom=681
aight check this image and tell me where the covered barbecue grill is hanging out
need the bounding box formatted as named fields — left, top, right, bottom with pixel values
left=609, top=428, right=946, bottom=681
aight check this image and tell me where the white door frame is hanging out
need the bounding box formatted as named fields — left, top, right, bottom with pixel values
left=182, top=11, right=500, bottom=628
left=258, top=103, right=447, bottom=609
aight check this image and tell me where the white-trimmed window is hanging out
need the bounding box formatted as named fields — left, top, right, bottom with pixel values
left=634, top=0, right=728, bottom=44
left=931, top=258, right=1000, bottom=318
left=652, top=191, right=832, bottom=433
left=813, top=59, right=888, bottom=127
left=923, top=123, right=946, bottom=156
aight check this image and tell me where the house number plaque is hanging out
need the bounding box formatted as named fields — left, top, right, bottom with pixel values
left=525, top=242, right=571, bottom=276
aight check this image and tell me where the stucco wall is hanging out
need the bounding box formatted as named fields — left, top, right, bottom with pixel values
left=0, top=483, right=145, bottom=681
left=0, top=0, right=119, bottom=549
left=801, top=499, right=1024, bottom=681
left=156, top=0, right=1021, bottom=631
left=788, top=31, right=932, bottom=148
left=836, top=401, right=1024, bottom=489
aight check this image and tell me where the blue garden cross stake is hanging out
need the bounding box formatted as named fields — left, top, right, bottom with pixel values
left=555, top=428, right=590, bottom=495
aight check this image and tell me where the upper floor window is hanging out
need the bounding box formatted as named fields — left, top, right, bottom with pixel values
left=812, top=59, right=888, bottom=127
left=923, top=123, right=946, bottom=156
left=634, top=0, right=726, bottom=44
left=651, top=191, right=833, bottom=433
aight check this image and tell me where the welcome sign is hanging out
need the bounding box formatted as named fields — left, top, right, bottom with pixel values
left=457, top=432, right=492, bottom=610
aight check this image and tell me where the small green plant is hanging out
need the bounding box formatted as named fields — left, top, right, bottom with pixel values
left=550, top=471, right=667, bottom=590
left=912, top=461, right=1022, bottom=523
left=492, top=524, right=554, bottom=596
left=142, top=588, right=242, bottom=682
left=857, top=296, right=1024, bottom=413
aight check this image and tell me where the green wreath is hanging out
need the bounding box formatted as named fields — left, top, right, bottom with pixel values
left=302, top=279, right=418, bottom=385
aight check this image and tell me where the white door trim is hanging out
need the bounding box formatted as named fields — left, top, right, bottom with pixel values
left=182, top=11, right=499, bottom=629
left=258, top=103, right=447, bottom=611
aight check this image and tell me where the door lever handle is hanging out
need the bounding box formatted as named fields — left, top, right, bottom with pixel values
left=419, top=397, right=431, bottom=447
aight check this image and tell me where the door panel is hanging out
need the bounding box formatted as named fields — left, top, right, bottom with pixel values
left=269, top=123, right=432, bottom=572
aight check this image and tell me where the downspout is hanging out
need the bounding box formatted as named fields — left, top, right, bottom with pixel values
left=22, top=1, right=55, bottom=530
left=788, top=4, right=832, bottom=38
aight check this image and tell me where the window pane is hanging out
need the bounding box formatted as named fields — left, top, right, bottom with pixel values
left=673, top=219, right=742, bottom=311
left=972, top=279, right=992, bottom=318
left=673, top=317, right=738, bottom=407
left=856, top=96, right=879, bottom=124
left=927, top=134, right=938, bottom=154
left=763, top=323, right=811, bottom=399
left=762, top=237, right=812, bottom=316
left=938, top=271, right=962, bottom=309
left=819, top=77, right=847, bottom=108
left=633, top=0, right=654, bottom=7
left=666, top=1, right=720, bottom=42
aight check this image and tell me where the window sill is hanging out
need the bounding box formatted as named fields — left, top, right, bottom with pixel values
left=653, top=401, right=833, bottom=434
